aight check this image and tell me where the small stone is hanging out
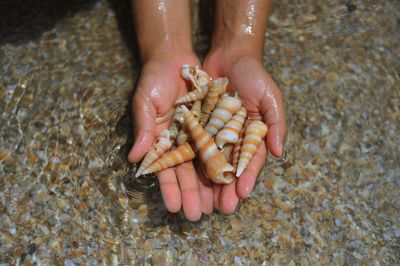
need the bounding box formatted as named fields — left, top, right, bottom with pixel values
left=346, top=3, right=357, bottom=12
left=64, top=259, right=76, bottom=266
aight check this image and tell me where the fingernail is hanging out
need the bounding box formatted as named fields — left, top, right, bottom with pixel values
left=269, top=139, right=287, bottom=163
left=277, top=141, right=283, bottom=157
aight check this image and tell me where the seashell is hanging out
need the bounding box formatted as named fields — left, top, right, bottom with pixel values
left=200, top=77, right=228, bottom=125
left=221, top=144, right=234, bottom=162
left=204, top=95, right=242, bottom=136
left=222, top=172, right=236, bottom=183
left=231, top=127, right=245, bottom=172
left=215, top=106, right=247, bottom=148
left=142, top=142, right=195, bottom=175
left=136, top=129, right=172, bottom=177
left=181, top=65, right=209, bottom=90
left=191, top=100, right=202, bottom=120
left=176, top=101, right=201, bottom=146
left=179, top=105, right=234, bottom=184
left=176, top=66, right=210, bottom=104
left=221, top=144, right=237, bottom=183
left=176, top=128, right=189, bottom=146
left=168, top=108, right=185, bottom=140
left=236, top=120, right=268, bottom=177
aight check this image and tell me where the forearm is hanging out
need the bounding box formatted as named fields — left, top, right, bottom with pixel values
left=131, top=0, right=192, bottom=61
left=211, top=0, right=272, bottom=60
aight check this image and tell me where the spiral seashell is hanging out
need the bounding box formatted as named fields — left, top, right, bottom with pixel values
left=176, top=128, right=189, bottom=146
left=181, top=65, right=209, bottom=90
left=200, top=77, right=228, bottom=125
left=204, top=95, right=242, bottom=136
left=215, top=106, right=247, bottom=148
left=236, top=120, right=268, bottom=177
left=142, top=142, right=195, bottom=175
left=221, top=144, right=234, bottom=162
left=176, top=101, right=201, bottom=146
left=231, top=127, right=245, bottom=171
left=136, top=129, right=172, bottom=177
left=191, top=100, right=202, bottom=120
left=179, top=105, right=234, bottom=184
left=176, top=66, right=210, bottom=104
left=222, top=172, right=236, bottom=183
left=168, top=108, right=185, bottom=141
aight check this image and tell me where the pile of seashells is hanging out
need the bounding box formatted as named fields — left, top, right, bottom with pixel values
left=135, top=65, right=268, bottom=184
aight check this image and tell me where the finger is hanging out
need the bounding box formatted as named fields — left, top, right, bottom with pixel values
left=175, top=161, right=202, bottom=221
left=260, top=80, right=287, bottom=158
left=157, top=168, right=181, bottom=213
left=212, top=184, right=222, bottom=211
left=219, top=179, right=240, bottom=214
left=195, top=164, right=214, bottom=214
left=128, top=93, right=157, bottom=163
left=237, top=142, right=267, bottom=199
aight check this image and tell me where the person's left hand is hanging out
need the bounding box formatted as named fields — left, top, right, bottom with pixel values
left=203, top=51, right=287, bottom=214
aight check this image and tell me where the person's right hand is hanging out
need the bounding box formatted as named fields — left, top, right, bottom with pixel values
left=127, top=51, right=214, bottom=221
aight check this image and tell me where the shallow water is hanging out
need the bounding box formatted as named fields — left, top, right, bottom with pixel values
left=1, top=0, right=399, bottom=264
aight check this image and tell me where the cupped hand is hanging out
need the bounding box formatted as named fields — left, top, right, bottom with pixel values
left=203, top=52, right=287, bottom=214
left=128, top=51, right=213, bottom=221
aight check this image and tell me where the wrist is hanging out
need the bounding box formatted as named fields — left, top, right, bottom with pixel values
left=140, top=39, right=193, bottom=63
left=209, top=39, right=263, bottom=64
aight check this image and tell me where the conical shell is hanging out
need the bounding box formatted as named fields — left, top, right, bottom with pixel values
left=136, top=129, right=172, bottom=177
left=168, top=108, right=185, bottom=140
left=222, top=172, right=236, bottom=184
left=200, top=77, right=228, bottom=125
left=221, top=144, right=237, bottom=183
left=204, top=95, right=242, bottom=136
left=176, top=128, right=189, bottom=146
left=176, top=101, right=201, bottom=146
left=176, top=66, right=209, bottom=104
left=142, top=142, right=195, bottom=175
left=221, top=144, right=234, bottom=162
left=231, top=127, right=245, bottom=171
left=236, top=120, right=268, bottom=177
left=215, top=106, right=247, bottom=148
left=179, top=105, right=234, bottom=184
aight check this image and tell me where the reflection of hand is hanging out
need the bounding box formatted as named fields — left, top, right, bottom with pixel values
left=203, top=52, right=287, bottom=213
left=128, top=51, right=213, bottom=221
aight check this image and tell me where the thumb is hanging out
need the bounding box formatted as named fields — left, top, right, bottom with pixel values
left=261, top=87, right=287, bottom=158
left=128, top=94, right=157, bottom=163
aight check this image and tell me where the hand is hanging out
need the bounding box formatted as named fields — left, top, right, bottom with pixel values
left=128, top=51, right=213, bottom=221
left=203, top=51, right=287, bottom=214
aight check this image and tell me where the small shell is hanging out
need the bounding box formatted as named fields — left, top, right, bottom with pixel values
left=136, top=129, right=172, bottom=177
left=176, top=127, right=189, bottom=146
left=221, top=144, right=236, bottom=183
left=200, top=77, right=228, bottom=125
left=221, top=144, right=234, bottom=162
left=176, top=66, right=209, bottom=104
left=142, top=142, right=195, bottom=175
left=191, top=100, right=202, bottom=120
left=204, top=95, right=242, bottom=136
left=231, top=127, right=245, bottom=171
left=181, top=65, right=209, bottom=90
left=179, top=105, right=234, bottom=184
left=236, top=120, right=268, bottom=177
left=176, top=101, right=201, bottom=146
left=168, top=108, right=185, bottom=140
left=215, top=107, right=247, bottom=148
left=222, top=172, right=236, bottom=184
